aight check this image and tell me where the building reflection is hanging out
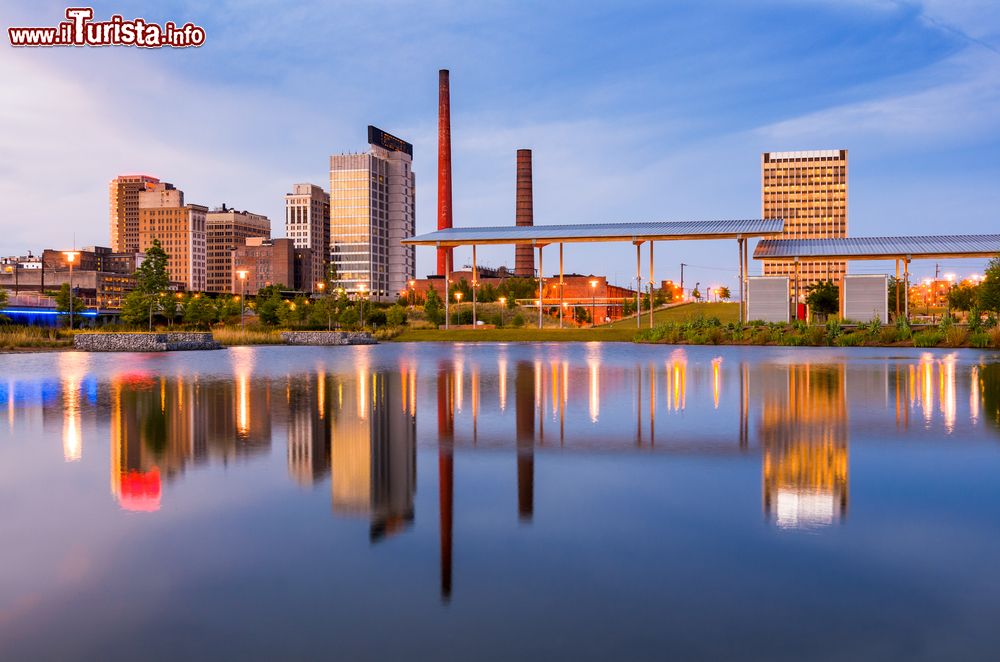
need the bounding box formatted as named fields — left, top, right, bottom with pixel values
left=759, top=364, right=849, bottom=530
left=329, top=359, right=417, bottom=542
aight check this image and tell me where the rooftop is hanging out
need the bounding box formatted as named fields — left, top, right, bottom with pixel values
left=754, top=235, right=1000, bottom=261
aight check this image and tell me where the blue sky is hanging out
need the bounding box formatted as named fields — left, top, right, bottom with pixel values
left=2, top=0, right=999, bottom=288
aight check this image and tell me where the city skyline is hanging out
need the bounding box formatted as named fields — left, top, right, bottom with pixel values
left=2, top=1, right=999, bottom=289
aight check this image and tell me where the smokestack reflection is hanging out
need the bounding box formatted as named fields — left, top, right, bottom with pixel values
left=515, top=362, right=535, bottom=521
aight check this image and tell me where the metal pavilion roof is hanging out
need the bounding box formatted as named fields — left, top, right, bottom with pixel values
left=753, top=235, right=1000, bottom=261
left=402, top=219, right=784, bottom=246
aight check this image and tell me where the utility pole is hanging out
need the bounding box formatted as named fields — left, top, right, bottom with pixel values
left=680, top=263, right=687, bottom=299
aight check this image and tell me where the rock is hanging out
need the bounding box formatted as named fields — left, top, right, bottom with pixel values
left=74, top=332, right=221, bottom=352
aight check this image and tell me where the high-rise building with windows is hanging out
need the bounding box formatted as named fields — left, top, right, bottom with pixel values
left=329, top=126, right=415, bottom=302
left=284, top=183, right=330, bottom=292
left=205, top=206, right=270, bottom=293
left=137, top=182, right=207, bottom=291
left=761, top=149, right=848, bottom=290
left=109, top=174, right=160, bottom=253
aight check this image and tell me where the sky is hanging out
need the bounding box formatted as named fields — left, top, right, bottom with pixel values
left=2, top=0, right=999, bottom=290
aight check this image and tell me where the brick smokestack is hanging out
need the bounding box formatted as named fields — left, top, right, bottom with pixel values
left=515, top=149, right=534, bottom=277
left=436, top=69, right=454, bottom=276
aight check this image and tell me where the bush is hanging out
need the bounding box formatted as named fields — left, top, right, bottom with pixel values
left=990, top=326, right=1000, bottom=349
left=835, top=332, right=864, bottom=347
left=944, top=326, right=968, bottom=347
left=706, top=327, right=725, bottom=345
left=912, top=330, right=944, bottom=347
left=878, top=327, right=899, bottom=344
left=970, top=332, right=990, bottom=349
left=511, top=313, right=525, bottom=328
left=806, top=326, right=827, bottom=346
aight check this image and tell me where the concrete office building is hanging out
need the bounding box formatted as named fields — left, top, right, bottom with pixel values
left=329, top=126, right=415, bottom=302
left=138, top=182, right=208, bottom=291
left=761, top=149, right=848, bottom=291
left=285, top=183, right=330, bottom=292
left=205, top=205, right=271, bottom=293
left=109, top=174, right=160, bottom=253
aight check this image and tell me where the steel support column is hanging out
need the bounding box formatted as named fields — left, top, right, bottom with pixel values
left=444, top=249, right=450, bottom=329
left=537, top=245, right=544, bottom=329
left=649, top=241, right=655, bottom=329
left=904, top=258, right=910, bottom=321
left=559, top=243, right=564, bottom=329
left=635, top=242, right=642, bottom=330
left=472, top=244, right=478, bottom=328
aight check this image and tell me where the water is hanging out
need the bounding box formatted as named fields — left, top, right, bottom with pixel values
left=1, top=343, right=999, bottom=660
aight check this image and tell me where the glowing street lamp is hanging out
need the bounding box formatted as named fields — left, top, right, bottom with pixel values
left=408, top=279, right=416, bottom=306
left=237, top=269, right=248, bottom=332
left=62, top=251, right=79, bottom=329
left=498, top=296, right=507, bottom=327
left=358, top=283, right=367, bottom=327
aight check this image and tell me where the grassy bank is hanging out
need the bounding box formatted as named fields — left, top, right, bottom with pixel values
left=603, top=302, right=740, bottom=328
left=212, top=328, right=285, bottom=346
left=0, top=326, right=72, bottom=351
left=393, top=327, right=639, bottom=342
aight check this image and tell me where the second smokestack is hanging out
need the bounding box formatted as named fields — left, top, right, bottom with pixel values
left=515, top=149, right=534, bottom=277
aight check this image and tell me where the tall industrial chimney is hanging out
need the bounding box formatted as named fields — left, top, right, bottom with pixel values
left=515, top=149, right=534, bottom=277
left=437, top=69, right=454, bottom=276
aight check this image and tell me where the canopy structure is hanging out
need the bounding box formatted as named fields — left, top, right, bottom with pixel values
left=403, top=219, right=784, bottom=246
left=754, top=235, right=1000, bottom=261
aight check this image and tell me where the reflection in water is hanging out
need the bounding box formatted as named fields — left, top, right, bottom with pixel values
left=5, top=345, right=996, bottom=598
left=760, top=364, right=848, bottom=529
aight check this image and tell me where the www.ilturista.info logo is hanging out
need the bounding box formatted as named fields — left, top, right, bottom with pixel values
left=8, top=7, right=206, bottom=48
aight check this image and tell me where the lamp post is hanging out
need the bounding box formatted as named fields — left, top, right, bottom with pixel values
left=589, top=279, right=598, bottom=328
left=62, top=251, right=78, bottom=329
left=316, top=281, right=329, bottom=330
left=454, top=291, right=462, bottom=326
left=358, top=283, right=367, bottom=328
left=498, top=296, right=506, bottom=328
left=237, top=269, right=248, bottom=333
left=408, top=279, right=416, bottom=307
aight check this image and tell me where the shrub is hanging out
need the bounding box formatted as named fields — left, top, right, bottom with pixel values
left=511, top=313, right=525, bottom=328
left=878, top=327, right=899, bottom=344
left=806, top=326, right=827, bottom=346
left=912, top=330, right=944, bottom=347
left=970, top=332, right=990, bottom=349
left=990, top=326, right=1000, bottom=349
left=895, top=317, right=913, bottom=340
left=944, top=326, right=968, bottom=347
left=706, top=327, right=725, bottom=345
left=835, top=332, right=864, bottom=347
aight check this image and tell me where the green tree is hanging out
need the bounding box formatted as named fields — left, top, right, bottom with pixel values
left=120, top=290, right=150, bottom=327
left=717, top=286, right=732, bottom=301
left=183, top=295, right=216, bottom=328
left=424, top=287, right=444, bottom=326
left=387, top=304, right=406, bottom=327
left=0, top=288, right=8, bottom=310
left=255, top=285, right=285, bottom=326
left=215, top=295, right=242, bottom=325
left=135, top=239, right=170, bottom=294
left=805, top=280, right=839, bottom=317
left=339, top=306, right=359, bottom=329
left=54, top=283, right=87, bottom=327
left=161, top=294, right=180, bottom=326
left=691, top=287, right=702, bottom=302
left=978, top=257, right=1000, bottom=314
left=949, top=284, right=979, bottom=312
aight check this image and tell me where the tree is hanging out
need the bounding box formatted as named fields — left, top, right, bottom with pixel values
left=424, top=287, right=444, bottom=326
left=887, top=276, right=903, bottom=317
left=717, top=286, right=731, bottom=301
left=183, top=295, right=216, bottom=328
left=255, top=285, right=285, bottom=326
left=339, top=306, right=359, bottom=329
left=161, top=294, right=180, bottom=326
left=0, top=288, right=8, bottom=311
left=135, top=239, right=170, bottom=295
left=387, top=304, right=406, bottom=327
left=948, top=284, right=979, bottom=312
left=54, top=283, right=87, bottom=327
left=691, top=287, right=702, bottom=302
left=805, top=280, right=839, bottom=317
left=979, top=257, right=1000, bottom=314
left=120, top=290, right=150, bottom=327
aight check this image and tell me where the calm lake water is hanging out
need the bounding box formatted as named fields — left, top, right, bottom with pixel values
left=2, top=343, right=1000, bottom=660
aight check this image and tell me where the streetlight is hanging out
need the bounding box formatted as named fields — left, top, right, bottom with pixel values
left=237, top=269, right=248, bottom=332
left=316, top=281, right=330, bottom=330
left=358, top=283, right=367, bottom=328
left=62, top=251, right=79, bottom=329
left=589, top=279, right=598, bottom=328
left=454, top=291, right=463, bottom=326
left=408, top=279, right=416, bottom=307
left=498, top=296, right=507, bottom=327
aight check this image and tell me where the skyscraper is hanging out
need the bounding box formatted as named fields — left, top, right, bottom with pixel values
left=329, top=126, right=415, bottom=301
left=137, top=182, right=207, bottom=291
left=761, top=149, right=848, bottom=290
left=205, top=205, right=270, bottom=293
left=109, top=174, right=160, bottom=253
left=284, top=183, right=330, bottom=291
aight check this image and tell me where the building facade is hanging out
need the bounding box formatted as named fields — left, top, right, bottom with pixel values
left=761, top=149, right=848, bottom=291
left=205, top=206, right=271, bottom=294
left=232, top=237, right=296, bottom=296
left=329, top=126, right=416, bottom=302
left=137, top=182, right=207, bottom=291
left=285, top=183, right=330, bottom=293
left=109, top=174, right=160, bottom=253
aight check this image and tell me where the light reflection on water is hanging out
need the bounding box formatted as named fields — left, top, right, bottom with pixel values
left=2, top=343, right=1000, bottom=659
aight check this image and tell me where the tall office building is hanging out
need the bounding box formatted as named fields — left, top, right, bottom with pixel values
left=138, top=182, right=207, bottom=291
left=109, top=174, right=160, bottom=253
left=284, top=183, right=330, bottom=291
left=761, top=149, right=848, bottom=290
left=329, top=126, right=416, bottom=302
left=205, top=205, right=270, bottom=293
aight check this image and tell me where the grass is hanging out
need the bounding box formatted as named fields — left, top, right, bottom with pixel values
left=212, top=328, right=284, bottom=345
left=0, top=325, right=71, bottom=350
left=393, top=327, right=640, bottom=342
left=603, top=302, right=740, bottom=329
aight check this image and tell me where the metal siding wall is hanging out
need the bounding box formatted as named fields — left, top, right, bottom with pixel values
left=747, top=277, right=789, bottom=323
left=843, top=275, right=888, bottom=323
